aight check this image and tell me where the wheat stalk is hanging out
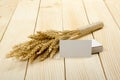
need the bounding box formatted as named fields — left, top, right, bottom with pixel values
left=6, top=22, right=103, bottom=63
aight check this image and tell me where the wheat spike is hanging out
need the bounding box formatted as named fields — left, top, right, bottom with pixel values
left=6, top=22, right=103, bottom=63
left=50, top=44, right=59, bottom=58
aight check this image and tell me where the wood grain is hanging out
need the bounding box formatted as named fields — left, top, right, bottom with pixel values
left=25, top=0, right=65, bottom=80
left=0, top=0, right=19, bottom=41
left=0, top=0, right=120, bottom=79
left=62, top=0, right=105, bottom=80
left=104, top=0, right=120, bottom=28
left=0, top=0, right=40, bottom=80
left=83, top=0, right=120, bottom=79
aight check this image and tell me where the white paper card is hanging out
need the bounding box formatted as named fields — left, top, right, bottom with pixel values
left=60, top=40, right=91, bottom=57
left=92, top=39, right=103, bottom=53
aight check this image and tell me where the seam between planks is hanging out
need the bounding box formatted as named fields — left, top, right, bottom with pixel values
left=0, top=0, right=20, bottom=42
left=98, top=54, right=108, bottom=80
left=63, top=58, right=66, bottom=80
left=23, top=0, right=42, bottom=80
left=24, top=60, right=29, bottom=80
left=33, top=0, right=42, bottom=33
left=99, top=0, right=120, bottom=79
left=82, top=0, right=108, bottom=80
left=103, top=0, right=120, bottom=31
left=61, top=0, right=66, bottom=80
left=62, top=0, right=106, bottom=79
left=81, top=0, right=95, bottom=39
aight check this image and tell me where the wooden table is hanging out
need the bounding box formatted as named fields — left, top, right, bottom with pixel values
left=0, top=0, right=120, bottom=80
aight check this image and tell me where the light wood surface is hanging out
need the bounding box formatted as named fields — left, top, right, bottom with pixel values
left=105, top=0, right=120, bottom=28
left=83, top=0, right=120, bottom=79
left=0, top=0, right=19, bottom=41
left=0, top=0, right=120, bottom=80
left=0, top=0, right=40, bottom=80
left=62, top=0, right=105, bottom=80
left=25, top=0, right=65, bottom=80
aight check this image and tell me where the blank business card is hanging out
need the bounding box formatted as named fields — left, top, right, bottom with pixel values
left=60, top=40, right=92, bottom=58
left=92, top=39, right=103, bottom=53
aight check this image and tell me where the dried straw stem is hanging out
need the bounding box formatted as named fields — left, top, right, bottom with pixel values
left=6, top=22, right=103, bottom=63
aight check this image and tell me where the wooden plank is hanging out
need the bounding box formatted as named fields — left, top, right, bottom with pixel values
left=104, top=0, right=120, bottom=28
left=62, top=0, right=106, bottom=80
left=83, top=0, right=120, bottom=79
left=0, top=0, right=40, bottom=80
left=25, top=0, right=65, bottom=80
left=0, top=0, right=20, bottom=41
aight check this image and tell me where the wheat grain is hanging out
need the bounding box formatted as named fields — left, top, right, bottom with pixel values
left=6, top=22, right=103, bottom=63
left=50, top=44, right=59, bottom=58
